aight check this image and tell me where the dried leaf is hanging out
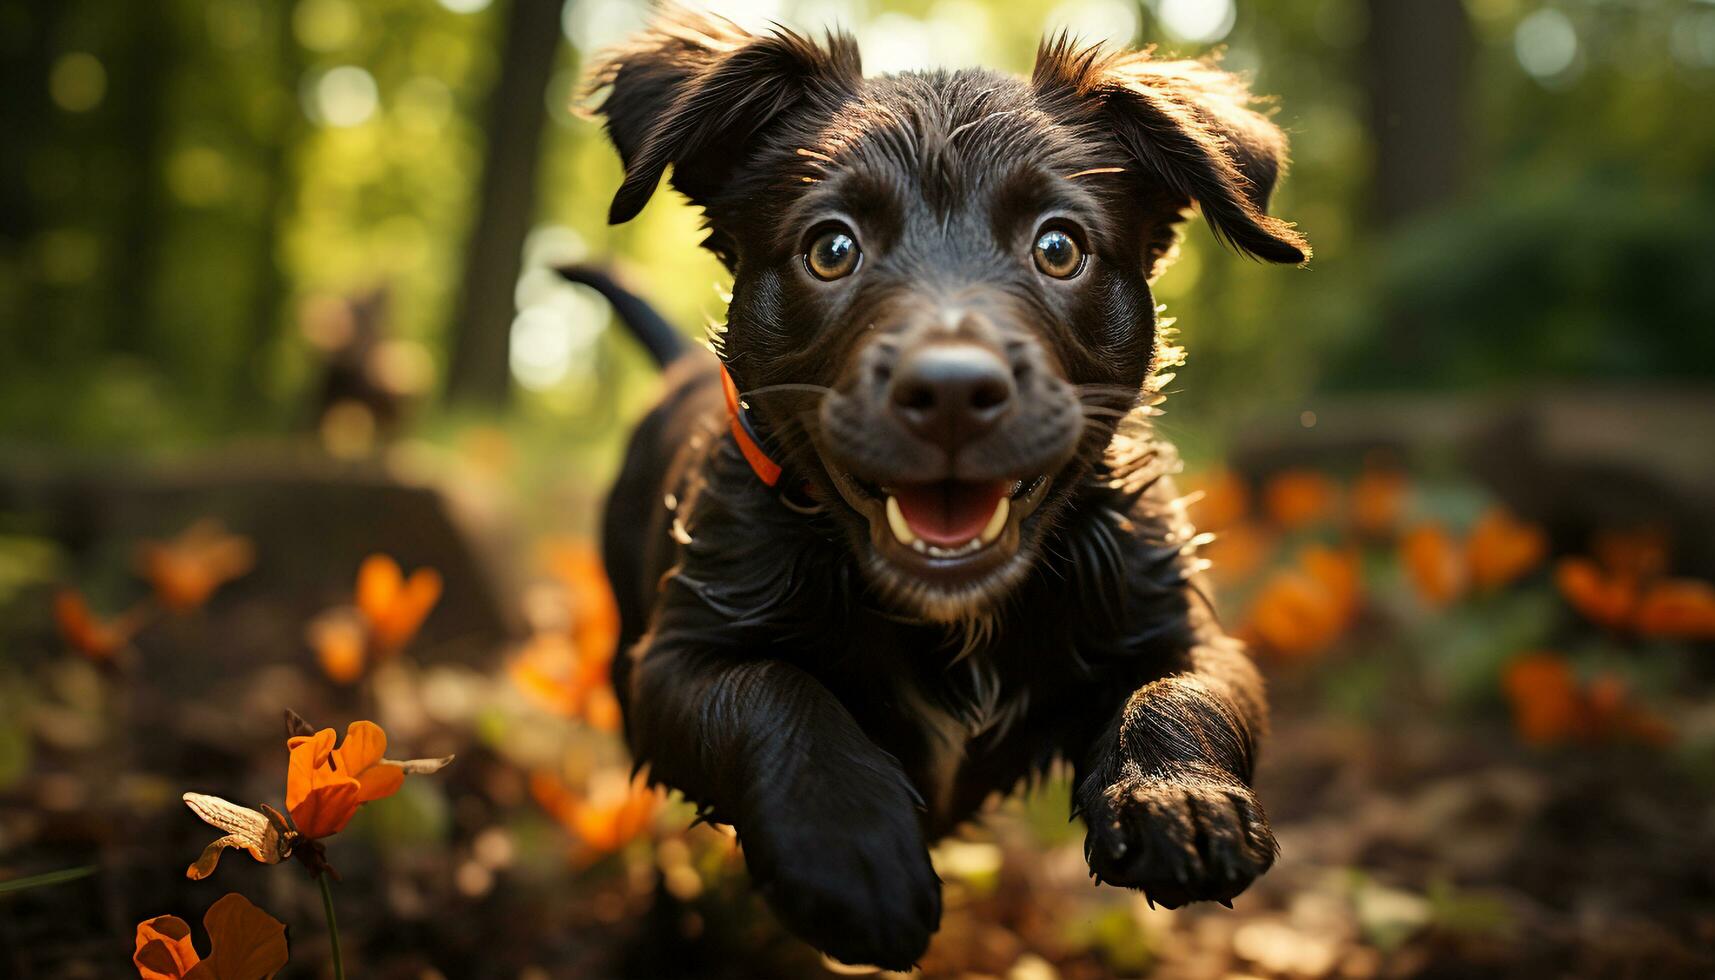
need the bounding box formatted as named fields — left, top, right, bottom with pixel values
left=181, top=794, right=291, bottom=879
left=383, top=754, right=454, bottom=775
left=282, top=709, right=316, bottom=740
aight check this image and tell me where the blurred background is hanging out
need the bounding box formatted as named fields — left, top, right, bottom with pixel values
left=3, top=0, right=1714, bottom=977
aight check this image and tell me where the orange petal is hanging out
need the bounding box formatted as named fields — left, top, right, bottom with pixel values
left=1245, top=571, right=1340, bottom=659
left=135, top=914, right=200, bottom=979
left=334, top=721, right=388, bottom=775
left=1466, top=508, right=1547, bottom=591
left=1555, top=558, right=1637, bottom=631
left=353, top=761, right=405, bottom=804
left=287, top=731, right=360, bottom=838
left=1262, top=469, right=1340, bottom=530
left=1351, top=467, right=1409, bottom=536
left=198, top=892, right=289, bottom=980
left=1502, top=653, right=1583, bottom=745
left=1634, top=578, right=1715, bottom=639
left=308, top=610, right=367, bottom=684
left=1402, top=524, right=1465, bottom=607
left=1201, top=522, right=1274, bottom=587
left=289, top=780, right=361, bottom=840
left=1186, top=469, right=1251, bottom=532
left=366, top=563, right=442, bottom=654
left=585, top=686, right=623, bottom=733
left=356, top=554, right=403, bottom=629
left=53, top=589, right=132, bottom=659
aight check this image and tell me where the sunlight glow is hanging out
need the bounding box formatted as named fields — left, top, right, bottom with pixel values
left=1514, top=8, right=1580, bottom=82
left=310, top=66, right=379, bottom=127
left=1157, top=0, right=1236, bottom=45
left=1046, top=0, right=1139, bottom=45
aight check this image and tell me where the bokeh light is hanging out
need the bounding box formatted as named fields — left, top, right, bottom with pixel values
left=1514, top=8, right=1581, bottom=83
left=1045, top=0, right=1138, bottom=45
left=48, top=52, right=106, bottom=113
left=307, top=65, right=380, bottom=127
left=1156, top=0, right=1237, bottom=44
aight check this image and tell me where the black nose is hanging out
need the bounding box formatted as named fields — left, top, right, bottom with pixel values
left=888, top=343, right=1015, bottom=450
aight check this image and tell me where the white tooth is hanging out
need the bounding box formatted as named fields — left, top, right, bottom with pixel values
left=912, top=540, right=928, bottom=554
left=885, top=496, right=917, bottom=546
left=979, top=496, right=1010, bottom=545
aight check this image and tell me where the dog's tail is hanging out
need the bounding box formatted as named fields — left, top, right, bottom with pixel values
left=555, top=263, right=688, bottom=369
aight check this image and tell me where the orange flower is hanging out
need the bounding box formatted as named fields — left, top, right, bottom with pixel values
left=549, top=543, right=621, bottom=666
left=134, top=892, right=288, bottom=979
left=1243, top=546, right=1360, bottom=659
left=135, top=520, right=254, bottom=613
left=1351, top=466, right=1409, bottom=536
left=183, top=715, right=450, bottom=879
left=1262, top=469, right=1340, bottom=530
left=53, top=589, right=143, bottom=660
left=1201, top=522, right=1275, bottom=587
left=306, top=609, right=366, bottom=685
left=531, top=768, right=658, bottom=855
left=355, top=554, right=441, bottom=655
left=1186, top=469, right=1250, bottom=531
left=1502, top=652, right=1673, bottom=747
left=1633, top=579, right=1715, bottom=640
left=1502, top=653, right=1585, bottom=745
left=1555, top=558, right=1637, bottom=631
left=286, top=721, right=408, bottom=839
left=1465, top=508, right=1546, bottom=591
left=508, top=632, right=622, bottom=731
left=1401, top=525, right=1465, bottom=607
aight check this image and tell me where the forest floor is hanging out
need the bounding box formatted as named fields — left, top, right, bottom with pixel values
left=3, top=455, right=1713, bottom=979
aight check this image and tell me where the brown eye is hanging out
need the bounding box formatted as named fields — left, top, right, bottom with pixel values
left=1033, top=226, right=1084, bottom=279
left=805, top=226, right=860, bottom=280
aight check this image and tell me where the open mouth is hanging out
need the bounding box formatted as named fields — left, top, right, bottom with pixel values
left=885, top=481, right=1015, bottom=558
left=825, top=467, right=1054, bottom=578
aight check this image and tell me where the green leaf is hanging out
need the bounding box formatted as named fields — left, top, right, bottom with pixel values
left=0, top=865, right=98, bottom=895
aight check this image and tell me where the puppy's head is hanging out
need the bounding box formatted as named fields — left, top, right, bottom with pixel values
left=588, top=10, right=1308, bottom=623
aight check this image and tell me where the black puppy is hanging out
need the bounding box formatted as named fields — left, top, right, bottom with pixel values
left=581, top=9, right=1309, bottom=970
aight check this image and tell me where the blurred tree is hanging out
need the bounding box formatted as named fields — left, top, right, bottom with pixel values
left=446, top=0, right=565, bottom=407
left=1363, top=0, right=1470, bottom=225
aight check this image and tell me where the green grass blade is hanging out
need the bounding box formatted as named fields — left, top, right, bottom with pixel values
left=0, top=865, right=98, bottom=894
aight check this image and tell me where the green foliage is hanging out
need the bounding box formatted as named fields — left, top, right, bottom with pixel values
left=1, top=0, right=1710, bottom=452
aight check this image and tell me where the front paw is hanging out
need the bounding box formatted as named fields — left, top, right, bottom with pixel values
left=742, top=807, right=942, bottom=970
left=1083, top=769, right=1277, bottom=908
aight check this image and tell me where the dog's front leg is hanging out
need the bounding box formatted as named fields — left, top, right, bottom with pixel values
left=1075, top=634, right=1278, bottom=907
left=627, top=640, right=941, bottom=969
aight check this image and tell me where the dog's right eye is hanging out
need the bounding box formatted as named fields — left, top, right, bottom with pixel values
left=805, top=226, right=861, bottom=281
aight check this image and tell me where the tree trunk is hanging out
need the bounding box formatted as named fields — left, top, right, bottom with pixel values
left=1363, top=0, right=1471, bottom=226
left=445, top=0, right=565, bottom=406
left=1361, top=0, right=1472, bottom=380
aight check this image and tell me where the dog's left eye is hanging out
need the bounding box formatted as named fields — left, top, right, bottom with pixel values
left=805, top=226, right=861, bottom=281
left=1033, top=226, right=1085, bottom=279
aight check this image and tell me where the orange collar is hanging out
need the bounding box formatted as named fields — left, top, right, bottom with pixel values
left=719, top=363, right=783, bottom=487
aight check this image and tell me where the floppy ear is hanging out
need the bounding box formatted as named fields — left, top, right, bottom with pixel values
left=1033, top=36, right=1309, bottom=265
left=584, top=9, right=862, bottom=225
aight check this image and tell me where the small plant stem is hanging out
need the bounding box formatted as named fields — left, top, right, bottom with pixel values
left=317, top=872, right=346, bottom=980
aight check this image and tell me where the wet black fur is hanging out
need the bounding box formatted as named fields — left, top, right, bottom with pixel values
left=585, top=9, right=1308, bottom=970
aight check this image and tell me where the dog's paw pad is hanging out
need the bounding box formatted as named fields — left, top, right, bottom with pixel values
left=1084, top=774, right=1276, bottom=907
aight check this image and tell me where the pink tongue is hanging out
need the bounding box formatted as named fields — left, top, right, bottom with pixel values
left=893, top=481, right=1008, bottom=547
